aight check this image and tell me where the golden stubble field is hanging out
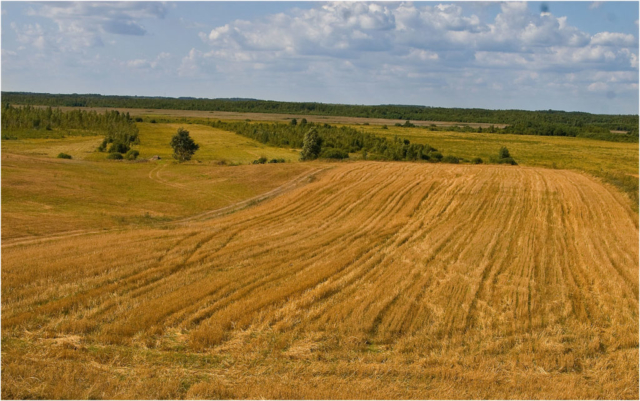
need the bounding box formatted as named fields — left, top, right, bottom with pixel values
left=2, top=162, right=638, bottom=399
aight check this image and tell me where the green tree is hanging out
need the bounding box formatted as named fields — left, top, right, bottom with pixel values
left=498, top=146, right=511, bottom=159
left=300, top=129, right=322, bottom=161
left=170, top=127, right=199, bottom=162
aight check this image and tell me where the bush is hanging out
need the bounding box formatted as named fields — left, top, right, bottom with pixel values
left=150, top=119, right=157, bottom=124
left=441, top=155, right=459, bottom=164
left=499, top=157, right=517, bottom=165
left=381, top=125, right=388, bottom=129
left=106, top=153, right=123, bottom=160
left=429, top=151, right=443, bottom=161
left=252, top=157, right=268, bottom=164
left=320, top=148, right=349, bottom=159
left=109, top=141, right=129, bottom=153
left=471, top=157, right=483, bottom=164
left=498, top=146, right=511, bottom=159
left=57, top=152, right=72, bottom=159
left=268, top=158, right=286, bottom=163
left=134, top=117, right=143, bottom=122
left=125, top=149, right=139, bottom=160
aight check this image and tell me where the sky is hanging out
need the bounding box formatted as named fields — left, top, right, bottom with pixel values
left=1, top=1, right=639, bottom=114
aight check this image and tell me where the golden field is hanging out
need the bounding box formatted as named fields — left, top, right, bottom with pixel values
left=2, top=159, right=638, bottom=398
left=1, top=113, right=639, bottom=399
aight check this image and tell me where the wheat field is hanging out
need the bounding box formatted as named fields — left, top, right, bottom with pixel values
left=2, top=161, right=638, bottom=399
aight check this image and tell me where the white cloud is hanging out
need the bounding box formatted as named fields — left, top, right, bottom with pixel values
left=589, top=2, right=604, bottom=10
left=20, top=2, right=167, bottom=52
left=591, top=32, right=637, bottom=47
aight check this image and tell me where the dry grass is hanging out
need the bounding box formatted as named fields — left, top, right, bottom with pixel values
left=2, top=162, right=638, bottom=399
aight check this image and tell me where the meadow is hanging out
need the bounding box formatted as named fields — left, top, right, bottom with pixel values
left=1, top=111, right=638, bottom=399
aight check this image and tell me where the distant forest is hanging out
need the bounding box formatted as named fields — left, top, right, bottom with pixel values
left=2, top=91, right=638, bottom=142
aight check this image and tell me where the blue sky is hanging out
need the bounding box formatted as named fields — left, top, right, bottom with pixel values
left=2, top=1, right=638, bottom=114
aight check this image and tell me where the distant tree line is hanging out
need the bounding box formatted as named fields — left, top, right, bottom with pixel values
left=3, top=92, right=637, bottom=139
left=1, top=104, right=139, bottom=153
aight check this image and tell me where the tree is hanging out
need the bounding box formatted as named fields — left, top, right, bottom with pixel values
left=290, top=118, right=297, bottom=126
left=300, top=129, right=322, bottom=160
left=498, top=146, right=511, bottom=159
left=170, top=127, right=199, bottom=162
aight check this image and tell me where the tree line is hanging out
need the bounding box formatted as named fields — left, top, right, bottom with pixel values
left=1, top=104, right=139, bottom=151
left=209, top=119, right=446, bottom=162
left=3, top=92, right=637, bottom=137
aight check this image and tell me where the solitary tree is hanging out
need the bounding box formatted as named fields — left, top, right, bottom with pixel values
left=498, top=146, right=511, bottom=159
left=170, top=127, right=199, bottom=162
left=300, top=129, right=322, bottom=161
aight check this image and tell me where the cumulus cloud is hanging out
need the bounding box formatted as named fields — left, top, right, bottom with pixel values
left=21, top=2, right=166, bottom=51
left=195, top=2, right=637, bottom=76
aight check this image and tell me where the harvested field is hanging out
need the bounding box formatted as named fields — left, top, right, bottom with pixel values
left=2, top=162, right=638, bottom=399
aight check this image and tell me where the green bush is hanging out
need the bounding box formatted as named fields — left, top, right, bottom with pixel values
left=125, top=149, right=139, bottom=160
left=471, top=157, right=483, bottom=164
left=106, top=153, right=123, bottom=160
left=429, top=151, right=443, bottom=161
left=498, top=146, right=511, bottom=159
left=252, top=157, right=268, bottom=164
left=57, top=152, right=72, bottom=159
left=109, top=141, right=129, bottom=153
left=268, top=158, right=285, bottom=163
left=441, top=155, right=459, bottom=164
left=320, top=148, right=349, bottom=159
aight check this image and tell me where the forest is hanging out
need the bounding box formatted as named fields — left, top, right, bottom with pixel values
left=1, top=104, right=139, bottom=148
left=3, top=92, right=638, bottom=141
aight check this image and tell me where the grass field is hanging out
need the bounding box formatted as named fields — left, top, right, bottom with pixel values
left=2, top=116, right=638, bottom=399
left=1, top=123, right=310, bottom=242
left=375, top=125, right=639, bottom=176
left=2, top=162, right=638, bottom=399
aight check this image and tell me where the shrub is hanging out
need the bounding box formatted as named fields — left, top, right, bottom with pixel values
left=320, top=148, right=349, bottom=159
left=498, top=146, right=511, bottom=159
left=382, top=125, right=388, bottom=129
left=471, top=157, right=483, bottom=164
left=150, top=119, right=157, bottom=124
left=134, top=117, right=143, bottom=122
left=109, top=141, right=130, bottom=154
left=499, top=157, right=517, bottom=165
left=441, top=155, right=459, bottom=164
left=106, top=153, right=123, bottom=160
left=125, top=149, right=139, bottom=160
left=57, top=152, right=72, bottom=159
left=268, top=158, right=286, bottom=163
left=252, top=157, right=268, bottom=164
left=429, top=151, right=443, bottom=161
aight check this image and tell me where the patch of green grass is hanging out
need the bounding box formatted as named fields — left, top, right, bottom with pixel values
left=130, top=122, right=300, bottom=164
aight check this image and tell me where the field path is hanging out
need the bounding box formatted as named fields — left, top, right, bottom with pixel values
left=1, top=166, right=325, bottom=248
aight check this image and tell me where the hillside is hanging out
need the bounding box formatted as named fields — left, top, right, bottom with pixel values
left=2, top=162, right=637, bottom=399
